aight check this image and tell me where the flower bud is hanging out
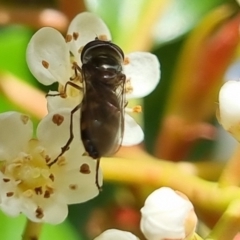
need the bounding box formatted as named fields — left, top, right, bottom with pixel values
left=93, top=229, right=139, bottom=240
left=218, top=80, right=240, bottom=141
left=140, top=187, right=197, bottom=240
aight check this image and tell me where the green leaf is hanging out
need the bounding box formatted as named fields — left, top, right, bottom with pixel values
left=0, top=26, right=37, bottom=85
left=84, top=0, right=147, bottom=45
left=153, top=0, right=235, bottom=45
left=0, top=211, right=80, bottom=240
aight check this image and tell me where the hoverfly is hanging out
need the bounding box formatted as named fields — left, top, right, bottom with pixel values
left=80, top=39, right=126, bottom=189
left=49, top=38, right=126, bottom=190
left=80, top=39, right=126, bottom=159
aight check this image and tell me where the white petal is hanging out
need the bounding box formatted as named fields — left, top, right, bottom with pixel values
left=67, top=12, right=111, bottom=58
left=0, top=173, right=22, bottom=216
left=94, top=229, right=140, bottom=240
left=26, top=27, right=71, bottom=86
left=37, top=108, right=85, bottom=159
left=21, top=196, right=68, bottom=224
left=140, top=187, right=194, bottom=240
left=56, top=157, right=102, bottom=204
left=0, top=196, right=22, bottom=217
left=46, top=90, right=83, bottom=112
left=0, top=112, right=32, bottom=160
left=123, top=52, right=160, bottom=99
left=122, top=114, right=144, bottom=146
left=219, top=80, right=240, bottom=141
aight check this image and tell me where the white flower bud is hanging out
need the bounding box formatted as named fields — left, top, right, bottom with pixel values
left=140, top=187, right=197, bottom=240
left=218, top=80, right=240, bottom=141
left=93, top=229, right=140, bottom=240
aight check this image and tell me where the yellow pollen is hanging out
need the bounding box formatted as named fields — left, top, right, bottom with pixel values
left=23, top=189, right=34, bottom=198
left=57, top=156, right=66, bottom=166
left=98, top=34, right=108, bottom=41
left=32, top=168, right=41, bottom=178
left=125, top=79, right=133, bottom=94
left=124, top=57, right=130, bottom=65
left=20, top=114, right=29, bottom=124
left=45, top=185, right=54, bottom=194
left=3, top=144, right=57, bottom=199
left=133, top=105, right=142, bottom=113
left=78, top=46, right=84, bottom=53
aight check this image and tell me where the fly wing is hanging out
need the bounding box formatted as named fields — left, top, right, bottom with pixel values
left=80, top=72, right=125, bottom=158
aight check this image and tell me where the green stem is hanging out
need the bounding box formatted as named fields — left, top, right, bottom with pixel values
left=22, top=219, right=43, bottom=240
left=191, top=233, right=204, bottom=240
left=219, top=144, right=240, bottom=187
left=207, top=199, right=240, bottom=240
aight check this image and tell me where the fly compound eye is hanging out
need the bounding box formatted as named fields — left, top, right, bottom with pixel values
left=81, top=39, right=124, bottom=65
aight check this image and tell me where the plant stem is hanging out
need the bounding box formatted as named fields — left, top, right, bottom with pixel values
left=22, top=219, right=43, bottom=240
left=219, top=144, right=240, bottom=187
left=120, top=0, right=172, bottom=52
left=103, top=146, right=240, bottom=228
left=207, top=199, right=240, bottom=240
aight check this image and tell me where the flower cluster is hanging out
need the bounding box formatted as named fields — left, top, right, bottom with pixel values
left=0, top=110, right=102, bottom=224
left=0, top=12, right=160, bottom=224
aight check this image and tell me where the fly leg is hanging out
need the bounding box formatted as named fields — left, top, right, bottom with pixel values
left=95, top=158, right=102, bottom=191
left=48, top=103, right=81, bottom=167
left=46, top=81, right=82, bottom=98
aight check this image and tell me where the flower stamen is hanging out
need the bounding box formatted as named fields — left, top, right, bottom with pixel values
left=98, top=34, right=108, bottom=41
left=41, top=60, right=49, bottom=69
left=69, top=184, right=77, bottom=190
left=124, top=57, right=130, bottom=65
left=65, top=34, right=72, bottom=42
left=80, top=163, right=90, bottom=174
left=6, top=192, right=14, bottom=197
left=73, top=32, right=79, bottom=40
left=125, top=105, right=142, bottom=113
left=20, top=114, right=29, bottom=124
left=35, top=206, right=44, bottom=219
left=34, top=187, right=43, bottom=195
left=52, top=114, right=64, bottom=126
left=3, top=178, right=10, bottom=182
left=49, top=173, right=54, bottom=182
left=125, top=79, right=133, bottom=94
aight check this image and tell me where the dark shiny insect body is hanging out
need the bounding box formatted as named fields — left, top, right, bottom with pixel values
left=80, top=39, right=126, bottom=160
left=48, top=39, right=126, bottom=190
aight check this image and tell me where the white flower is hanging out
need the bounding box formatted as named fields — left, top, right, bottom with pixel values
left=218, top=80, right=240, bottom=141
left=26, top=12, right=160, bottom=146
left=93, top=229, right=140, bottom=240
left=0, top=110, right=102, bottom=224
left=140, top=187, right=197, bottom=240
